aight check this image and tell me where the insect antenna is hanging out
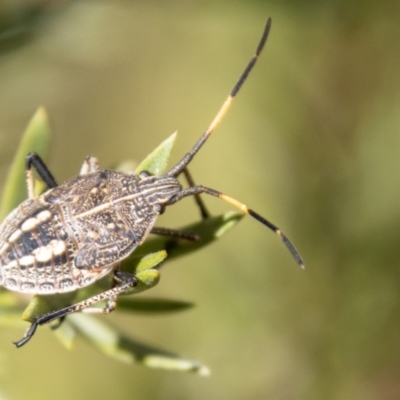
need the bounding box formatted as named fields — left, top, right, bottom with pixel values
left=167, top=185, right=305, bottom=269
left=168, top=18, right=272, bottom=178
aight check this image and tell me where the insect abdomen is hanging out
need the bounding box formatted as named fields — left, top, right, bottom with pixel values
left=0, top=198, right=110, bottom=294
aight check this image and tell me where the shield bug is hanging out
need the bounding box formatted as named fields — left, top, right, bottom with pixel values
left=0, top=18, right=304, bottom=347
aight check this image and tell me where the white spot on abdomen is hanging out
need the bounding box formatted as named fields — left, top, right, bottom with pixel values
left=21, top=218, right=39, bottom=232
left=8, top=229, right=22, bottom=243
left=32, top=240, right=66, bottom=262
left=36, top=210, right=51, bottom=222
left=0, top=243, right=10, bottom=253
left=33, top=245, right=53, bottom=262
left=19, top=255, right=35, bottom=266
left=50, top=240, right=66, bottom=255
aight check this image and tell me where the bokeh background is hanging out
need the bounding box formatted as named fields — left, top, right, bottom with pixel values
left=0, top=1, right=399, bottom=399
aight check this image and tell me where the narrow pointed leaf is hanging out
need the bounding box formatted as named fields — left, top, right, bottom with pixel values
left=53, top=319, right=77, bottom=349
left=0, top=107, right=52, bottom=221
left=135, top=211, right=244, bottom=261
left=142, top=355, right=210, bottom=375
left=116, top=297, right=194, bottom=313
left=135, top=132, right=177, bottom=175
left=69, top=313, right=209, bottom=374
left=68, top=313, right=134, bottom=363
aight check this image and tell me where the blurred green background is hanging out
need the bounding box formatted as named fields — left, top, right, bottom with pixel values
left=0, top=0, right=400, bottom=399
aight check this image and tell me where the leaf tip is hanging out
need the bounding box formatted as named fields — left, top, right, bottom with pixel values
left=198, top=365, right=211, bottom=376
left=31, top=107, right=49, bottom=125
left=215, top=211, right=245, bottom=238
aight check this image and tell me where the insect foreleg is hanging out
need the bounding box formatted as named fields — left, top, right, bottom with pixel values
left=25, top=152, right=58, bottom=198
left=180, top=168, right=210, bottom=219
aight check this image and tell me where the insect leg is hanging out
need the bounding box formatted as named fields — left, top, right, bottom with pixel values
left=168, top=18, right=271, bottom=177
left=180, top=168, right=210, bottom=219
left=50, top=316, right=66, bottom=331
left=79, top=155, right=99, bottom=175
left=151, top=170, right=208, bottom=242
left=167, top=185, right=305, bottom=269
left=151, top=227, right=200, bottom=241
left=25, top=152, right=58, bottom=198
left=80, top=268, right=125, bottom=315
left=13, top=270, right=137, bottom=348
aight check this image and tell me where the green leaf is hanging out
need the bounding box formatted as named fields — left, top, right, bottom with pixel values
left=142, top=355, right=210, bottom=375
left=134, top=211, right=245, bottom=261
left=123, top=268, right=160, bottom=295
left=0, top=107, right=52, bottom=221
left=123, top=250, right=167, bottom=274
left=68, top=313, right=210, bottom=374
left=116, top=297, right=194, bottom=314
left=122, top=249, right=167, bottom=275
left=135, top=131, right=177, bottom=175
left=68, top=313, right=134, bottom=363
left=53, top=319, right=77, bottom=349
left=22, top=292, right=76, bottom=323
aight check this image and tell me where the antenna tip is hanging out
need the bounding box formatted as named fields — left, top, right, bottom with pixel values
left=265, top=18, right=272, bottom=34
left=276, top=229, right=305, bottom=269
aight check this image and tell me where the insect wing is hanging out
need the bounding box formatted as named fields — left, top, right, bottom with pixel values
left=46, top=171, right=158, bottom=269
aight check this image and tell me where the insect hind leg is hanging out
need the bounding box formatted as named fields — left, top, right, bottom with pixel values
left=13, top=270, right=137, bottom=348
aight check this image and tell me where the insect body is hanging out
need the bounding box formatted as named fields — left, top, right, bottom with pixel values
left=0, top=18, right=304, bottom=347
left=0, top=169, right=181, bottom=294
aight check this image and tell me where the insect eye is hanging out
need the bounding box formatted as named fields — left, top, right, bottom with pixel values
left=153, top=204, right=165, bottom=215
left=139, top=171, right=151, bottom=180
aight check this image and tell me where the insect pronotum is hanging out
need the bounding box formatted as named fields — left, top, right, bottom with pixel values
left=0, top=18, right=304, bottom=347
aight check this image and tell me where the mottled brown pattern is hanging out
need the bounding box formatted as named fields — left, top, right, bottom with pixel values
left=0, top=170, right=182, bottom=294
